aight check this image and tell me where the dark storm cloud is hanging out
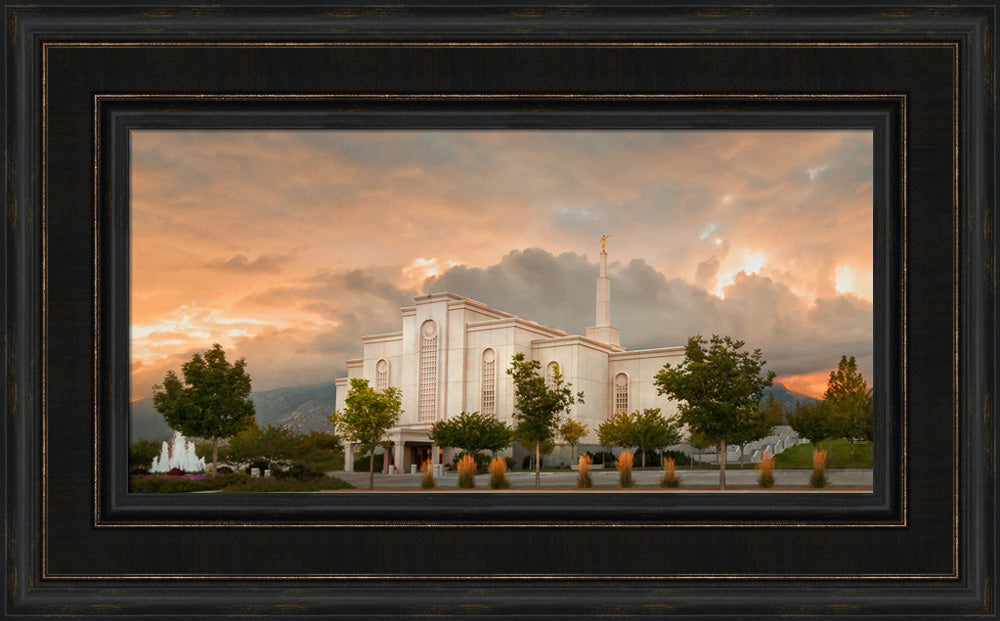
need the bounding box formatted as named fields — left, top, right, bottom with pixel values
left=426, top=249, right=872, bottom=380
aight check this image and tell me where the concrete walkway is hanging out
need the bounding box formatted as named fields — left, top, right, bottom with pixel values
left=329, top=467, right=873, bottom=490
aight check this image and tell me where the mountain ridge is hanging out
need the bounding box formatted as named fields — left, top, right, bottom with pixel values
left=129, top=381, right=338, bottom=443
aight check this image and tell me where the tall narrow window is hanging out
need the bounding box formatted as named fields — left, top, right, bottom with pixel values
left=614, top=373, right=629, bottom=414
left=546, top=362, right=560, bottom=389
left=481, top=349, right=496, bottom=416
left=375, top=359, right=389, bottom=391
left=418, top=320, right=438, bottom=421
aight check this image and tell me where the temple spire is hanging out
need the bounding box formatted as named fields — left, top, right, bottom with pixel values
left=586, top=236, right=623, bottom=350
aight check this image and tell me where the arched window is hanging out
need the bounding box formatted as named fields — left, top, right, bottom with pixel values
left=481, top=349, right=496, bottom=416
left=418, top=320, right=438, bottom=421
left=614, top=373, right=629, bottom=414
left=545, top=362, right=560, bottom=390
left=375, top=359, right=389, bottom=391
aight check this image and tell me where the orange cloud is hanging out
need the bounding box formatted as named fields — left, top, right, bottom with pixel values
left=778, top=371, right=833, bottom=399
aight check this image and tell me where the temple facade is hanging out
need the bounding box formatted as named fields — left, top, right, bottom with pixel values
left=336, top=247, right=685, bottom=472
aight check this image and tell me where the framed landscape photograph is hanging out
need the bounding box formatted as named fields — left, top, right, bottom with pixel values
left=4, top=2, right=996, bottom=619
left=128, top=127, right=877, bottom=494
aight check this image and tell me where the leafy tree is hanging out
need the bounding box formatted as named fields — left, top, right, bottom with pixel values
left=654, top=334, right=775, bottom=489
left=507, top=353, right=583, bottom=486
left=152, top=343, right=256, bottom=475
left=598, top=409, right=682, bottom=467
left=824, top=355, right=874, bottom=455
left=734, top=394, right=784, bottom=467
left=629, top=409, right=683, bottom=467
left=129, top=439, right=162, bottom=470
left=328, top=378, right=402, bottom=490
left=429, top=411, right=514, bottom=462
left=558, top=418, right=590, bottom=462
left=225, top=424, right=299, bottom=471
left=596, top=411, right=633, bottom=451
left=688, top=429, right=713, bottom=469
left=786, top=400, right=839, bottom=448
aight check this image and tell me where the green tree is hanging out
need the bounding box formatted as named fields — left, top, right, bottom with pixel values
left=429, top=411, right=514, bottom=462
left=687, top=429, right=713, bottom=469
left=734, top=394, right=784, bottom=468
left=558, top=418, right=590, bottom=462
left=129, top=439, right=162, bottom=471
left=328, top=378, right=402, bottom=490
left=630, top=408, right=683, bottom=467
left=597, top=409, right=682, bottom=467
left=225, top=424, right=299, bottom=471
left=596, top=410, right=633, bottom=450
left=152, top=343, right=256, bottom=475
left=507, top=353, right=583, bottom=486
left=786, top=400, right=839, bottom=448
left=654, top=334, right=775, bottom=489
left=824, top=355, right=874, bottom=455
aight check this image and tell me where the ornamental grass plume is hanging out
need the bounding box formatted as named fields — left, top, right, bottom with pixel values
left=420, top=459, right=436, bottom=489
left=660, top=456, right=680, bottom=488
left=576, top=454, right=593, bottom=488
left=457, top=454, right=476, bottom=489
left=809, top=448, right=829, bottom=488
left=756, top=451, right=776, bottom=489
left=488, top=456, right=510, bottom=489
left=617, top=451, right=635, bottom=488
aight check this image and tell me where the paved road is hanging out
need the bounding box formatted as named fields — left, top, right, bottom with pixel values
left=329, top=467, right=873, bottom=490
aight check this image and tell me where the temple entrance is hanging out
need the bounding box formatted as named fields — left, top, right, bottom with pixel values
left=406, top=442, right=433, bottom=472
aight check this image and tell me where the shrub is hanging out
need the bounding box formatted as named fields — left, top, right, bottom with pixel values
left=576, top=454, right=593, bottom=488
left=756, top=451, right=776, bottom=489
left=660, top=450, right=692, bottom=467
left=420, top=460, right=436, bottom=489
left=166, top=467, right=186, bottom=477
left=488, top=456, right=510, bottom=489
left=473, top=452, right=492, bottom=474
left=276, top=462, right=322, bottom=480
left=810, top=448, right=829, bottom=488
left=219, top=475, right=354, bottom=492
left=521, top=454, right=545, bottom=470
left=129, top=439, right=162, bottom=470
left=216, top=465, right=234, bottom=475
left=353, top=453, right=384, bottom=473
left=129, top=467, right=150, bottom=476
left=457, top=454, right=476, bottom=489
left=634, top=449, right=660, bottom=468
left=585, top=450, right=616, bottom=465
left=129, top=474, right=214, bottom=493
left=129, top=473, right=355, bottom=493
left=504, top=456, right=516, bottom=470
left=617, top=451, right=635, bottom=488
left=660, top=456, right=680, bottom=488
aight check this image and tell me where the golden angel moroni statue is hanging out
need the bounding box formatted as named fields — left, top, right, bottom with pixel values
left=601, top=234, right=610, bottom=253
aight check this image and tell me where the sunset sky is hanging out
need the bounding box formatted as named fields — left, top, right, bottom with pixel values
left=130, top=129, right=873, bottom=402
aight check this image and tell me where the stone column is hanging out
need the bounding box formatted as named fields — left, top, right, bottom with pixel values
left=393, top=441, right=406, bottom=475
left=431, top=444, right=443, bottom=476
left=343, top=443, right=354, bottom=472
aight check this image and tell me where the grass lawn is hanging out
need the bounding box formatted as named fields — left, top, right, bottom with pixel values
left=129, top=473, right=355, bottom=492
left=773, top=439, right=872, bottom=468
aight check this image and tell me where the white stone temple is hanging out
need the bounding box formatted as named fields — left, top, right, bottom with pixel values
left=336, top=242, right=686, bottom=472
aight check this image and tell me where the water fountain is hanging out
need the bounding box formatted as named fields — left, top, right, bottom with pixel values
left=150, top=431, right=208, bottom=473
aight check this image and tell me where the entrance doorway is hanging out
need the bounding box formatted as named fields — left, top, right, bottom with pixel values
left=406, top=442, right=433, bottom=472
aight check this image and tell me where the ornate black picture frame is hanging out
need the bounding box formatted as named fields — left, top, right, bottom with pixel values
left=4, top=2, right=996, bottom=618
